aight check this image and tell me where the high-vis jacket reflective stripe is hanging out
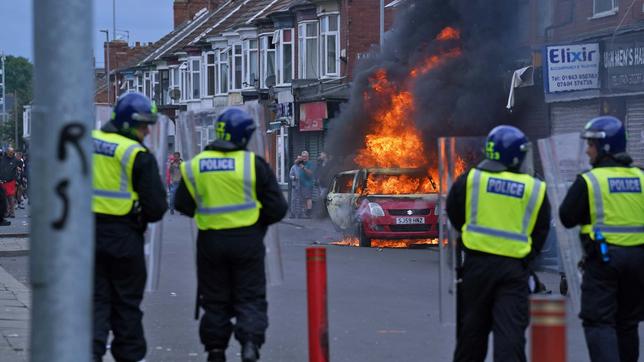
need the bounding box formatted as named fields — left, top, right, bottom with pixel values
left=180, top=150, right=261, bottom=230
left=580, top=167, right=644, bottom=246
left=462, top=169, right=546, bottom=258
left=92, top=130, right=144, bottom=215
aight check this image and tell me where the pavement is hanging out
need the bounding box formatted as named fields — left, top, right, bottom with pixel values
left=0, top=203, right=30, bottom=362
left=0, top=211, right=642, bottom=361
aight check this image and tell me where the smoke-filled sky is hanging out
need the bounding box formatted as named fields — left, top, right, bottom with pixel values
left=326, top=0, right=522, bottom=169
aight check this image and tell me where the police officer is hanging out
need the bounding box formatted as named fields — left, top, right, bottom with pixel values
left=92, top=92, right=168, bottom=362
left=174, top=108, right=287, bottom=362
left=447, top=125, right=551, bottom=362
left=559, top=116, right=644, bottom=362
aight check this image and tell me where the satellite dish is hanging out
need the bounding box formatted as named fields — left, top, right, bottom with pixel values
left=169, top=88, right=181, bottom=101
left=265, top=75, right=276, bottom=88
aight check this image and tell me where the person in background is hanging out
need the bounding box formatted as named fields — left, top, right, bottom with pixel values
left=315, top=152, right=333, bottom=218
left=167, top=151, right=183, bottom=214
left=14, top=152, right=25, bottom=209
left=298, top=150, right=316, bottom=219
left=0, top=148, right=19, bottom=218
left=288, top=155, right=303, bottom=218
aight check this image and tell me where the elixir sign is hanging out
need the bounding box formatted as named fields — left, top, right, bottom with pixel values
left=544, top=43, right=600, bottom=93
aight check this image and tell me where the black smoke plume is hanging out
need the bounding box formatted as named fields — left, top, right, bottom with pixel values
left=326, top=0, right=522, bottom=170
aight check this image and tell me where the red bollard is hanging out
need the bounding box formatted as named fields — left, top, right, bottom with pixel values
left=530, top=295, right=566, bottom=362
left=306, top=247, right=329, bottom=362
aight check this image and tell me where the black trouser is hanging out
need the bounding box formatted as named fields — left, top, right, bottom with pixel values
left=454, top=253, right=529, bottom=362
left=197, top=233, right=268, bottom=351
left=93, top=224, right=147, bottom=362
left=580, top=245, right=644, bottom=362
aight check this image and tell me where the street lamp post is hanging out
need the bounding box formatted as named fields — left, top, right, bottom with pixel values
left=1, top=54, right=5, bottom=124
left=100, top=30, right=110, bottom=104
left=380, top=0, right=384, bottom=47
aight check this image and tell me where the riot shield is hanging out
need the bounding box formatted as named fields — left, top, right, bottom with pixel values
left=243, top=101, right=284, bottom=286
left=537, top=133, right=587, bottom=314
left=437, top=137, right=485, bottom=327
left=176, top=105, right=285, bottom=286
left=143, top=114, right=170, bottom=292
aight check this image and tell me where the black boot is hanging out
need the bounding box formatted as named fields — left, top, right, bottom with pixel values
left=241, top=342, right=259, bottom=362
left=207, top=348, right=226, bottom=362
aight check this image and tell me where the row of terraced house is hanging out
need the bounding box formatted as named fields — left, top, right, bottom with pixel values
left=92, top=0, right=398, bottom=185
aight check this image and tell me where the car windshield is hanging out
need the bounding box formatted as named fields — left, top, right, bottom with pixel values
left=363, top=169, right=437, bottom=195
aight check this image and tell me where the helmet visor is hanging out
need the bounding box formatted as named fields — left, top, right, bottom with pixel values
left=131, top=101, right=159, bottom=124
left=581, top=130, right=606, bottom=139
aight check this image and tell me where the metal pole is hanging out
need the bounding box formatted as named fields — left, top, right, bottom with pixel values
left=32, top=0, right=94, bottom=360
left=101, top=30, right=110, bottom=105
left=1, top=54, right=5, bottom=124
left=113, top=0, right=116, bottom=41
left=380, top=0, right=384, bottom=47
left=13, top=92, right=17, bottom=149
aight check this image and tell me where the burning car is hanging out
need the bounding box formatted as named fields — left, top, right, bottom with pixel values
left=326, top=168, right=439, bottom=247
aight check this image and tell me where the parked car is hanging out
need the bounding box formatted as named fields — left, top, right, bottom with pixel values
left=326, top=168, right=439, bottom=247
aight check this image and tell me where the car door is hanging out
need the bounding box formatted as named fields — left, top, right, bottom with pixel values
left=326, top=171, right=358, bottom=230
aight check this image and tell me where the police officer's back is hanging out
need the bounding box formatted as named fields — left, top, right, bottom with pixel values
left=447, top=125, right=551, bottom=362
left=559, top=116, right=644, bottom=362
left=92, top=92, right=168, bottom=362
left=174, top=108, right=287, bottom=362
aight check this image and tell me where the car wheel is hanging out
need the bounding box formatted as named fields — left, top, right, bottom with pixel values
left=358, top=224, right=371, bottom=248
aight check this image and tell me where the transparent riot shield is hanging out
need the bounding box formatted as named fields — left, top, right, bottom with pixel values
left=176, top=105, right=284, bottom=286
left=143, top=114, right=170, bottom=292
left=537, top=133, right=587, bottom=314
left=438, top=137, right=485, bottom=327
left=244, top=101, right=284, bottom=286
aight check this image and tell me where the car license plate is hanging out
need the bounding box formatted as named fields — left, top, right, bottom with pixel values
left=395, top=217, right=425, bottom=224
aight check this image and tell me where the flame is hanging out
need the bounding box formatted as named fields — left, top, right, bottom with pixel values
left=330, top=237, right=359, bottom=247
left=354, top=26, right=463, bottom=195
left=436, top=26, right=460, bottom=41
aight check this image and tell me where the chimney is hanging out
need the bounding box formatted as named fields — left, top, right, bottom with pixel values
left=173, top=0, right=222, bottom=28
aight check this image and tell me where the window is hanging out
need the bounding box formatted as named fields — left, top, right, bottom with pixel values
left=298, top=22, right=319, bottom=79
left=243, top=39, right=259, bottom=88
left=259, top=34, right=276, bottom=88
left=144, top=72, right=152, bottom=98
left=594, top=0, right=617, bottom=15
left=276, top=29, right=294, bottom=85
left=180, top=61, right=190, bottom=100
left=205, top=52, right=216, bottom=96
left=320, top=14, right=340, bottom=77
left=216, top=49, right=229, bottom=95
left=169, top=67, right=180, bottom=103
left=136, top=74, right=143, bottom=93
left=191, top=58, right=201, bottom=99
left=151, top=71, right=159, bottom=102
left=228, top=44, right=243, bottom=91
left=159, top=70, right=169, bottom=105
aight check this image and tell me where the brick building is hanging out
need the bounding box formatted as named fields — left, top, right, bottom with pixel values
left=515, top=0, right=644, bottom=164
left=106, top=0, right=398, bottom=183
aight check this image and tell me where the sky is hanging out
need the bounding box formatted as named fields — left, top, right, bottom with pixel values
left=0, top=0, right=173, bottom=66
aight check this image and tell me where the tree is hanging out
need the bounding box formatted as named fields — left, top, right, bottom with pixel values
left=1, top=56, right=33, bottom=149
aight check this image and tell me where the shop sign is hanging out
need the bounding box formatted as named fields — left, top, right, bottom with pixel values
left=299, top=102, right=327, bottom=132
left=602, top=33, right=644, bottom=93
left=544, top=43, right=600, bottom=93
